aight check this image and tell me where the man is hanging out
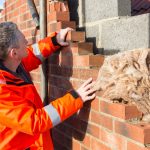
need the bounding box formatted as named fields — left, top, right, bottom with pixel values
left=0, top=22, right=96, bottom=150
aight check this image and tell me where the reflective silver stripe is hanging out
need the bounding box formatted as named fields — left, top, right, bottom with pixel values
left=32, top=43, right=45, bottom=62
left=44, top=104, right=61, bottom=127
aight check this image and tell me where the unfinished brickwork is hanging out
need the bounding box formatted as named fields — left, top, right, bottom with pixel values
left=0, top=0, right=150, bottom=150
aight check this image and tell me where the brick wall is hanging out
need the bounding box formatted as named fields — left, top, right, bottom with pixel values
left=0, top=1, right=150, bottom=150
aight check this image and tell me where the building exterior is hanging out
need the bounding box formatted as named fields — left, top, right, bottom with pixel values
left=0, top=0, right=150, bottom=149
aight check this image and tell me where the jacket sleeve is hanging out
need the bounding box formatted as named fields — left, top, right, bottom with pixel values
left=0, top=86, right=83, bottom=136
left=22, top=32, right=60, bottom=72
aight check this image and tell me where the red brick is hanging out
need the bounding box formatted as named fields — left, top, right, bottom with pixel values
left=100, top=100, right=142, bottom=120
left=16, top=0, right=25, bottom=7
left=26, top=20, right=34, bottom=28
left=23, top=29, right=33, bottom=38
left=89, top=54, right=104, bottom=67
left=49, top=1, right=69, bottom=12
left=70, top=79, right=84, bottom=89
left=49, top=65, right=99, bottom=80
left=81, top=134, right=91, bottom=148
left=49, top=54, right=104, bottom=68
left=91, top=98, right=100, bottom=111
left=19, top=4, right=27, bottom=13
left=91, top=138, right=111, bottom=150
left=19, top=22, right=27, bottom=30
left=72, top=139, right=81, bottom=150
left=100, top=128, right=126, bottom=150
left=48, top=85, right=66, bottom=98
left=81, top=146, right=89, bottom=150
left=87, top=123, right=100, bottom=138
left=60, top=1, right=69, bottom=12
left=91, top=111, right=113, bottom=130
left=48, top=21, right=76, bottom=33
left=127, top=141, right=150, bottom=150
left=49, top=1, right=61, bottom=12
left=115, top=121, right=150, bottom=144
left=48, top=75, right=72, bottom=90
left=66, top=31, right=85, bottom=42
left=60, top=42, right=93, bottom=56
left=13, top=9, right=19, bottom=17
left=47, top=11, right=70, bottom=22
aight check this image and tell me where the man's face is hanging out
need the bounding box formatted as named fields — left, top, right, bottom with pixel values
left=15, top=30, right=28, bottom=60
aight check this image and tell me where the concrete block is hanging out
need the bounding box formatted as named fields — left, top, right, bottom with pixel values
left=85, top=24, right=103, bottom=54
left=84, top=0, right=131, bottom=22
left=101, top=14, right=150, bottom=54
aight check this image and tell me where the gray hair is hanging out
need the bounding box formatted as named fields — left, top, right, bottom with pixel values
left=0, top=22, right=19, bottom=60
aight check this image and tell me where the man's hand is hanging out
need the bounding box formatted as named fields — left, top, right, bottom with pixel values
left=56, top=27, right=73, bottom=46
left=76, top=78, right=96, bottom=102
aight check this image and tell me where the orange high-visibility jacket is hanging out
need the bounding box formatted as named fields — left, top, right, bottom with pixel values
left=0, top=33, right=83, bottom=150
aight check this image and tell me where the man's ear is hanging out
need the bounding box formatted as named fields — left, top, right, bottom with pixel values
left=9, top=48, right=17, bottom=58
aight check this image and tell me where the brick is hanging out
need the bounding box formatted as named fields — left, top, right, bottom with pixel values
left=91, top=98, right=100, bottom=111
left=13, top=9, right=19, bottom=17
left=49, top=1, right=61, bottom=12
left=81, top=134, right=91, bottom=148
left=91, top=138, right=111, bottom=150
left=49, top=54, right=104, bottom=68
left=19, top=4, right=27, bottom=13
left=20, top=12, right=31, bottom=22
left=70, top=79, right=84, bottom=89
left=60, top=42, right=93, bottom=56
left=81, top=146, right=89, bottom=150
left=100, top=129, right=126, bottom=150
left=100, top=100, right=142, bottom=120
left=66, top=31, right=85, bottom=42
left=60, top=1, right=69, bottom=12
left=87, top=123, right=100, bottom=138
left=23, top=30, right=33, bottom=38
left=91, top=111, right=113, bottom=130
left=49, top=65, right=99, bottom=80
left=49, top=1, right=69, bottom=12
left=16, top=0, right=25, bottom=7
left=115, top=121, right=150, bottom=144
left=26, top=20, right=35, bottom=28
left=47, top=11, right=70, bottom=22
left=48, top=85, right=67, bottom=98
left=89, top=55, right=104, bottom=67
left=19, top=22, right=27, bottom=30
left=48, top=75, right=72, bottom=90
left=127, top=141, right=150, bottom=150
left=48, top=21, right=76, bottom=33
left=72, top=139, right=81, bottom=150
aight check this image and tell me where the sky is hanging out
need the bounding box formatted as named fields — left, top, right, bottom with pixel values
left=0, top=0, right=5, bottom=8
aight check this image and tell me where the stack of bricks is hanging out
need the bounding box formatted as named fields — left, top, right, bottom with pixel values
left=48, top=1, right=150, bottom=150
left=1, top=0, right=150, bottom=150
